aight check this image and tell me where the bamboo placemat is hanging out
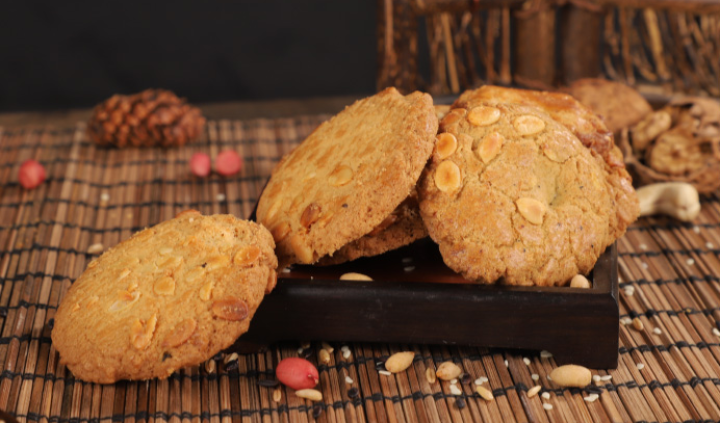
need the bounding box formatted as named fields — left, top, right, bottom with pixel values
left=2, top=118, right=720, bottom=423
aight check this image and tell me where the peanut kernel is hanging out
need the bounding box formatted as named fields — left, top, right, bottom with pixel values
left=328, top=165, right=354, bottom=187
left=271, top=222, right=291, bottom=242
left=300, top=203, right=321, bottom=228
left=234, top=246, right=261, bottom=266
left=513, top=115, right=546, bottom=135
left=516, top=197, right=547, bottom=225
left=475, top=132, right=504, bottom=164
left=162, top=318, right=197, bottom=347
left=199, top=281, right=214, bottom=301
left=154, top=276, right=176, bottom=296
left=206, top=255, right=230, bottom=271
left=289, top=234, right=314, bottom=263
left=436, top=133, right=458, bottom=159
left=467, top=106, right=501, bottom=127
left=212, top=297, right=249, bottom=321
left=434, top=160, right=462, bottom=193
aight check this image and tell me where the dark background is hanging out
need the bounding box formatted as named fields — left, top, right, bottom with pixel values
left=0, top=1, right=378, bottom=112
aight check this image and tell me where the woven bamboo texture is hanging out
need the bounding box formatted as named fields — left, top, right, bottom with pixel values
left=3, top=118, right=720, bottom=422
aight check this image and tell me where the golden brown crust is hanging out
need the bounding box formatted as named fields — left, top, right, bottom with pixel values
left=256, top=88, right=438, bottom=268
left=51, top=210, right=277, bottom=383
left=566, top=78, right=652, bottom=133
left=453, top=85, right=639, bottom=239
left=418, top=103, right=618, bottom=286
left=316, top=195, right=428, bottom=265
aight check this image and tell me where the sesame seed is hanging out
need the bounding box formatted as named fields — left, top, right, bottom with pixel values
left=297, top=347, right=304, bottom=355
left=523, top=357, right=531, bottom=366
left=379, top=370, right=392, bottom=376
left=541, top=392, right=551, bottom=400
left=87, top=243, right=104, bottom=254
left=450, top=384, right=463, bottom=395
left=694, top=226, right=700, bottom=234
left=475, top=377, right=488, bottom=385
left=707, top=242, right=715, bottom=249
left=592, top=375, right=601, bottom=382
left=403, top=266, right=415, bottom=272
left=624, top=287, right=635, bottom=297
left=687, top=258, right=695, bottom=265
left=543, top=403, right=553, bottom=410
left=713, top=328, right=720, bottom=337
left=504, top=360, right=509, bottom=367
left=540, top=350, right=553, bottom=358
left=641, top=262, right=649, bottom=269
left=547, top=375, right=552, bottom=381
left=600, top=375, right=613, bottom=381
left=402, top=257, right=413, bottom=263
left=342, top=350, right=352, bottom=360
left=282, top=268, right=291, bottom=273
left=531, top=374, right=539, bottom=381
left=450, top=378, right=458, bottom=385
left=527, top=385, right=542, bottom=398
left=637, top=363, right=645, bottom=370
left=345, top=376, right=354, bottom=384
left=621, top=317, right=633, bottom=325
left=100, top=192, right=110, bottom=202
left=216, top=193, right=226, bottom=201
left=653, top=327, right=662, bottom=335
left=584, top=394, right=599, bottom=402
left=639, top=243, right=647, bottom=250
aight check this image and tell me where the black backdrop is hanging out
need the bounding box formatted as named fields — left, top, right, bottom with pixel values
left=0, top=1, right=377, bottom=112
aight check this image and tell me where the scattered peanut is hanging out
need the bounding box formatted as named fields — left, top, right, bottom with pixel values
left=632, top=317, right=644, bottom=331
left=321, top=342, right=334, bottom=353
left=340, top=272, right=373, bottom=281
left=385, top=351, right=415, bottom=373
left=276, top=358, right=319, bottom=390
left=548, top=365, right=592, bottom=388
left=319, top=349, right=331, bottom=365
left=87, top=243, right=104, bottom=254
left=426, top=368, right=437, bottom=384
left=273, top=388, right=282, bottom=402
left=637, top=182, right=700, bottom=222
left=295, top=389, right=323, bottom=402
left=18, top=159, right=46, bottom=190
left=570, top=274, right=591, bottom=289
left=476, top=385, right=494, bottom=401
left=527, top=385, right=542, bottom=398
left=190, top=152, right=211, bottom=177
left=436, top=361, right=462, bottom=381
left=215, top=150, right=243, bottom=176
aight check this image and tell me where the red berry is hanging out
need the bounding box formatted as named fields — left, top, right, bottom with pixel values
left=275, top=357, right=319, bottom=390
left=215, top=150, right=243, bottom=176
left=189, top=152, right=211, bottom=177
left=18, top=159, right=46, bottom=190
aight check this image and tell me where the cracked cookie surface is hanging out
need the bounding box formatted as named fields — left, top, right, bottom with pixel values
left=453, top=85, right=639, bottom=240
left=418, top=103, right=617, bottom=286
left=256, top=87, right=438, bottom=268
left=51, top=210, right=277, bottom=383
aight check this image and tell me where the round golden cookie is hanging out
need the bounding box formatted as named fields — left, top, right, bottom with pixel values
left=256, top=87, right=438, bottom=268
left=418, top=103, right=617, bottom=286
left=453, top=85, right=639, bottom=239
left=566, top=78, right=652, bottom=133
left=317, top=195, right=427, bottom=265
left=51, top=210, right=277, bottom=383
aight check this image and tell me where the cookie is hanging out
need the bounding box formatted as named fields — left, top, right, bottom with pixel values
left=453, top=85, right=639, bottom=238
left=256, top=87, right=438, bottom=268
left=317, top=194, right=427, bottom=265
left=566, top=78, right=652, bottom=133
left=435, top=104, right=451, bottom=121
left=51, top=210, right=278, bottom=383
left=418, top=103, right=618, bottom=286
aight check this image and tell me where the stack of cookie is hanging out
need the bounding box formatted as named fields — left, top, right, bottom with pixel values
left=257, top=86, right=639, bottom=287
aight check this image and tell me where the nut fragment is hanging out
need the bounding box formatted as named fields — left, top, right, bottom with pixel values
left=109, top=291, right=140, bottom=312
left=436, top=133, right=458, bottom=159
left=476, top=385, right=494, bottom=401
left=212, top=297, right=249, bottom=321
left=206, top=255, right=230, bottom=271
left=436, top=361, right=462, bottom=381
left=570, top=274, right=591, bottom=289
left=329, top=165, right=354, bottom=187
left=300, top=203, right=321, bottom=228
left=87, top=243, right=104, bottom=254
left=162, top=318, right=197, bottom=347
left=271, top=222, right=291, bottom=242
left=234, top=246, right=261, bottom=266
left=475, top=132, right=504, bottom=164
left=289, top=234, right=314, bottom=263
left=340, top=272, right=373, bottom=281
left=516, top=197, right=547, bottom=225
left=426, top=368, right=437, bottom=384
left=273, top=388, right=282, bottom=402
left=321, top=342, right=334, bottom=353
left=632, top=317, right=644, bottom=331
left=205, top=359, right=216, bottom=374
left=385, top=351, right=415, bottom=373
left=131, top=313, right=158, bottom=350
left=527, top=385, right=542, bottom=398
left=467, top=106, right=501, bottom=127
left=185, top=266, right=205, bottom=283
left=319, top=349, right=331, bottom=365
left=513, top=115, right=546, bottom=135
left=434, top=160, right=462, bottom=193
left=548, top=365, right=592, bottom=388
left=199, top=281, right=214, bottom=301
left=154, top=276, right=176, bottom=296
left=295, top=389, right=323, bottom=402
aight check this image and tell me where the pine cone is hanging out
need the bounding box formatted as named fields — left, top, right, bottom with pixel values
left=87, top=89, right=206, bottom=148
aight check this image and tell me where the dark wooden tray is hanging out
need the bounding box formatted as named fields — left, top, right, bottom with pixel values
left=235, top=237, right=619, bottom=369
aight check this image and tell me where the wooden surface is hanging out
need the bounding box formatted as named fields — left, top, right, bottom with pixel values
left=3, top=108, right=720, bottom=422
